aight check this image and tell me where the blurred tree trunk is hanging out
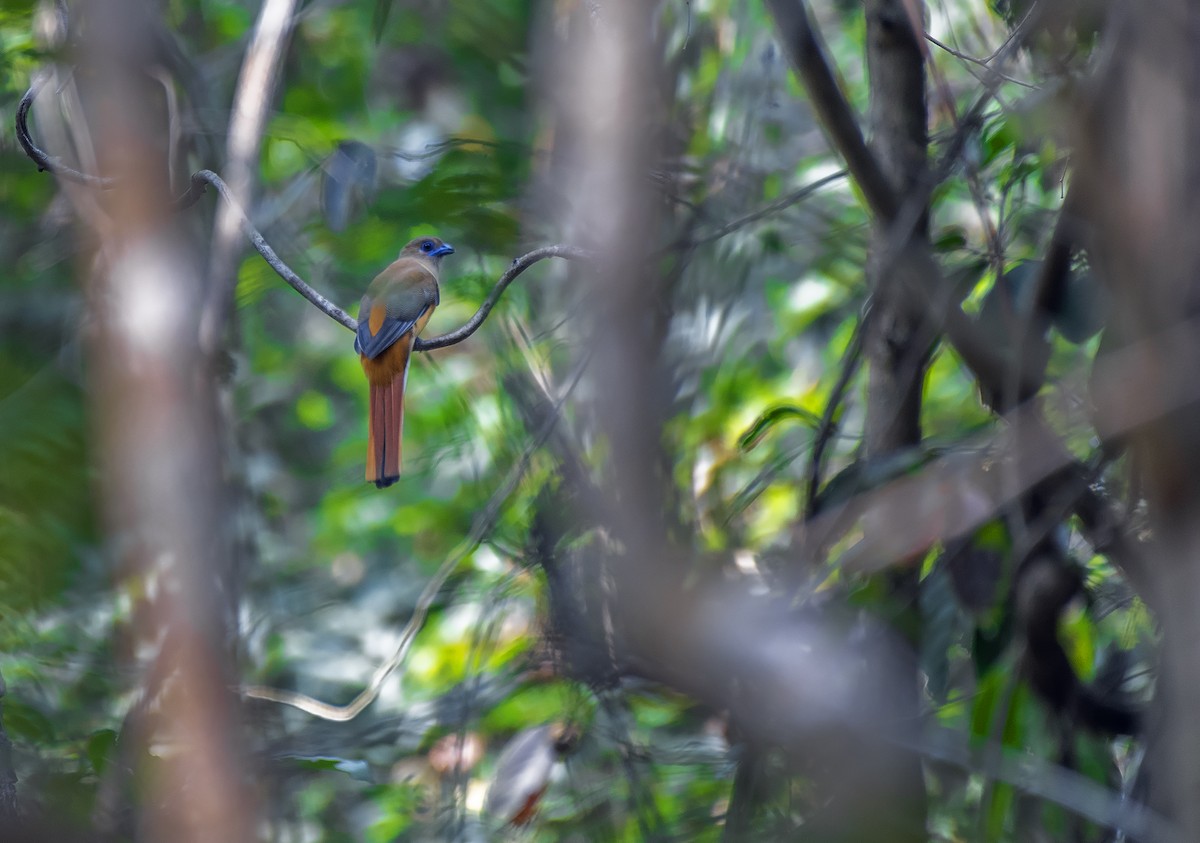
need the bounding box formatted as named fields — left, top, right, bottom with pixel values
left=861, top=0, right=930, bottom=838
left=60, top=2, right=258, bottom=840
left=864, top=0, right=930, bottom=460
left=1074, top=1, right=1200, bottom=836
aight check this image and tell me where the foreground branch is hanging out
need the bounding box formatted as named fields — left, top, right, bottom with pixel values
left=203, top=0, right=298, bottom=352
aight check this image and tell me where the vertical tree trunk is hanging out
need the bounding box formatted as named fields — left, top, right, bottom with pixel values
left=1074, top=2, right=1200, bottom=836
left=65, top=3, right=259, bottom=840
left=864, top=0, right=929, bottom=457
left=862, top=0, right=930, bottom=839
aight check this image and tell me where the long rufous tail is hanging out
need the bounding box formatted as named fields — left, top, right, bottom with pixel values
left=365, top=342, right=412, bottom=488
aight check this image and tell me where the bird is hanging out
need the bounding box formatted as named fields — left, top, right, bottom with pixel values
left=355, top=235, right=454, bottom=488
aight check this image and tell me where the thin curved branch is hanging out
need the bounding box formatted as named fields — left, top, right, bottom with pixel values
left=924, top=34, right=1036, bottom=89
left=183, top=172, right=586, bottom=348
left=414, top=245, right=592, bottom=350
left=17, top=76, right=115, bottom=187
left=676, top=170, right=848, bottom=252
left=184, top=169, right=358, bottom=330
left=18, top=80, right=588, bottom=350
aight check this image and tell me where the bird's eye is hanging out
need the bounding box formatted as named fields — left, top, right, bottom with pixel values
left=421, top=240, right=434, bottom=252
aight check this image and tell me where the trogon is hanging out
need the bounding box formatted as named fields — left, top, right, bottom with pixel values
left=355, top=236, right=454, bottom=487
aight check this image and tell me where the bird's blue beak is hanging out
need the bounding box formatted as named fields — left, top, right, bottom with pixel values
left=432, top=243, right=455, bottom=257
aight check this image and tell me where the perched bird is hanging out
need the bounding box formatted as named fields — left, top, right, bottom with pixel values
left=356, top=236, right=454, bottom=487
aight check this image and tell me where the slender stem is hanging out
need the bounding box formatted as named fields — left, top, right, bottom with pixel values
left=805, top=319, right=865, bottom=517
left=415, top=245, right=591, bottom=350
left=187, top=170, right=358, bottom=331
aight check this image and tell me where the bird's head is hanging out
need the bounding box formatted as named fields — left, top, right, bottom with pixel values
left=400, top=236, right=455, bottom=262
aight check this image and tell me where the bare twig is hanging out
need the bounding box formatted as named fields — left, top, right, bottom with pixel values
left=925, top=34, right=1036, bottom=88
left=678, top=169, right=848, bottom=250
left=182, top=170, right=358, bottom=329
left=415, top=245, right=592, bottom=350
left=180, top=171, right=588, bottom=347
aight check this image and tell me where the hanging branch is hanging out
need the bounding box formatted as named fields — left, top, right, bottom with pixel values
left=16, top=79, right=588, bottom=351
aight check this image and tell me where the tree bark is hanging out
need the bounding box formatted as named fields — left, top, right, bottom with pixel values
left=861, top=0, right=931, bottom=839
left=1073, top=2, right=1200, bottom=837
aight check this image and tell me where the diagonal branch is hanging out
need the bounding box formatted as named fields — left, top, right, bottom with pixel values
left=184, top=169, right=358, bottom=330
left=764, top=0, right=898, bottom=222
left=180, top=171, right=587, bottom=349
left=674, top=169, right=847, bottom=251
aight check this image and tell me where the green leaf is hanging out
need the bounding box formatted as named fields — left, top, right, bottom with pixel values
left=736, top=404, right=821, bottom=451
left=920, top=564, right=960, bottom=703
